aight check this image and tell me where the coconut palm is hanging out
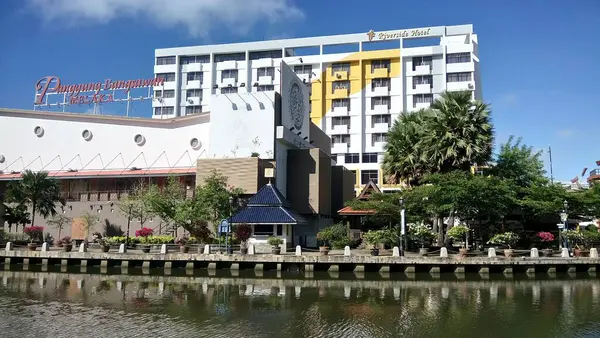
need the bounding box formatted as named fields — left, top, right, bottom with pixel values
left=423, top=91, right=494, bottom=173
left=5, top=170, right=64, bottom=226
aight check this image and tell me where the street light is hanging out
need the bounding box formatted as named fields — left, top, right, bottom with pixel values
left=228, top=196, right=234, bottom=254
left=399, top=197, right=406, bottom=257
left=560, top=200, right=569, bottom=250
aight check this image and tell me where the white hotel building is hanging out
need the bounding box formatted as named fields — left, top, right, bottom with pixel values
left=152, top=24, right=481, bottom=190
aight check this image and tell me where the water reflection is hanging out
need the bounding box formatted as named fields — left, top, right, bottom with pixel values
left=0, top=271, right=599, bottom=338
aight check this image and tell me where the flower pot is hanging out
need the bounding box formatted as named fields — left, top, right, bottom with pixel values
left=504, top=249, right=515, bottom=258
left=458, top=248, right=468, bottom=257
left=320, top=246, right=330, bottom=256
left=541, top=249, right=553, bottom=257
left=63, top=244, right=73, bottom=252
left=180, top=245, right=190, bottom=254
left=240, top=247, right=248, bottom=255
left=370, top=248, right=379, bottom=256
left=141, top=245, right=151, bottom=253
left=271, top=246, right=281, bottom=255
left=101, top=245, right=110, bottom=253
left=418, top=248, right=429, bottom=256
left=27, top=243, right=37, bottom=251
left=574, top=249, right=588, bottom=257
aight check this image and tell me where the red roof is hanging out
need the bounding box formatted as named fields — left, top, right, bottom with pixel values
left=337, top=205, right=377, bottom=216
left=0, top=167, right=196, bottom=180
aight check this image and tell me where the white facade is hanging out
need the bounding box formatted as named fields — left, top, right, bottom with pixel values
left=153, top=24, right=481, bottom=190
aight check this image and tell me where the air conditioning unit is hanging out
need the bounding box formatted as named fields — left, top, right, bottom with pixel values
left=468, top=83, right=474, bottom=89
left=187, top=99, right=194, bottom=104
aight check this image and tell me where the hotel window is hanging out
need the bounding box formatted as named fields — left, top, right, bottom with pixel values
left=332, top=80, right=350, bottom=93
left=412, top=56, right=432, bottom=70
left=156, top=73, right=175, bottom=82
left=294, top=65, right=313, bottom=75
left=345, top=153, right=360, bottom=164
left=253, top=224, right=274, bottom=236
left=187, top=72, right=203, bottom=82
left=447, top=72, right=472, bottom=82
left=249, top=50, right=282, bottom=60
left=156, top=56, right=176, bottom=65
left=447, top=53, right=471, bottom=64
left=371, top=78, right=390, bottom=90
left=154, top=90, right=162, bottom=98
left=186, top=89, right=202, bottom=99
left=332, top=116, right=350, bottom=127
left=413, top=94, right=433, bottom=107
left=215, top=53, right=245, bottom=62
left=332, top=62, right=351, bottom=73
left=361, top=170, right=379, bottom=185
left=186, top=106, right=202, bottom=115
left=332, top=98, right=350, bottom=109
left=161, top=90, right=175, bottom=98
left=371, top=96, right=390, bottom=109
left=257, top=85, right=274, bottom=92
left=362, top=152, right=378, bottom=163
left=181, top=55, right=210, bottom=64
left=221, top=69, right=238, bottom=81
left=413, top=75, right=433, bottom=88
left=372, top=114, right=390, bottom=126
left=332, top=134, right=350, bottom=144
left=257, top=67, right=275, bottom=78
left=220, top=87, right=238, bottom=94
left=153, top=106, right=174, bottom=115
left=372, top=133, right=387, bottom=144
left=371, top=59, right=390, bottom=72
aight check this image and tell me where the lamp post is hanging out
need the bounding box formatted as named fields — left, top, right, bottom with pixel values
left=125, top=203, right=133, bottom=248
left=228, top=196, right=234, bottom=254
left=399, top=197, right=406, bottom=257
left=560, top=200, right=569, bottom=251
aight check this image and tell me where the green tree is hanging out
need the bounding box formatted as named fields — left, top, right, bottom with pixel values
left=80, top=212, right=99, bottom=240
left=118, top=181, right=154, bottom=229
left=194, top=170, right=244, bottom=230
left=5, top=170, right=64, bottom=226
left=3, top=204, right=30, bottom=232
left=493, top=135, right=547, bottom=188
left=46, top=213, right=71, bottom=239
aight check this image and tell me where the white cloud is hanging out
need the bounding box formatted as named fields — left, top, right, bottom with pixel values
left=24, top=0, right=304, bottom=37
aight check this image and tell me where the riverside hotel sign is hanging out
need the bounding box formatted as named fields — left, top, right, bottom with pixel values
left=34, top=75, right=165, bottom=106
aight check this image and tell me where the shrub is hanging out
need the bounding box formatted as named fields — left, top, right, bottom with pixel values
left=331, top=238, right=354, bottom=249
left=60, top=236, right=72, bottom=245
left=488, top=232, right=520, bottom=249
left=235, top=223, right=252, bottom=243
left=317, top=223, right=348, bottom=247
left=536, top=231, right=555, bottom=242
left=135, top=227, right=154, bottom=238
left=447, top=225, right=469, bottom=248
left=24, top=226, right=44, bottom=243
left=411, top=224, right=437, bottom=248
left=267, top=237, right=283, bottom=246
left=362, top=230, right=386, bottom=247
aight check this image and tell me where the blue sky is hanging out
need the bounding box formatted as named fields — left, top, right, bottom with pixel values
left=0, top=0, right=598, bottom=182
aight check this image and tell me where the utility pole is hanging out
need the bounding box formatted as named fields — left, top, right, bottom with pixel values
left=548, top=146, right=554, bottom=184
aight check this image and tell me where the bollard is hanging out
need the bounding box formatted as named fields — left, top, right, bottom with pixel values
left=203, top=244, right=210, bottom=254
left=160, top=244, right=168, bottom=254
left=392, top=246, right=400, bottom=257
left=561, top=248, right=569, bottom=258
left=440, top=247, right=448, bottom=258
left=41, top=243, right=49, bottom=252
left=344, top=246, right=351, bottom=256
left=488, top=248, right=496, bottom=258
left=5, top=242, right=13, bottom=251
left=530, top=248, right=539, bottom=258
left=118, top=244, right=126, bottom=253
left=590, top=248, right=599, bottom=258
left=295, top=245, right=302, bottom=256
left=79, top=243, right=87, bottom=253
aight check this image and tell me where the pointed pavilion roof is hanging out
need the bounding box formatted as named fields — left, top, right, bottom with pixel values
left=230, top=183, right=306, bottom=225
left=337, top=180, right=381, bottom=216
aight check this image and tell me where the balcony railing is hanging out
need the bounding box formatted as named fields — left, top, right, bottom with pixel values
left=59, top=189, right=196, bottom=202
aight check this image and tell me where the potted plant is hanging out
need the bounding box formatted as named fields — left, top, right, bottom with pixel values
left=563, top=230, right=585, bottom=257
left=447, top=225, right=469, bottom=257
left=317, top=223, right=348, bottom=256
left=135, top=227, right=154, bottom=253
left=488, top=232, right=520, bottom=257
left=235, top=223, right=252, bottom=255
left=97, top=237, right=111, bottom=253
left=24, top=226, right=44, bottom=251
left=411, top=224, right=436, bottom=256
left=267, top=236, right=283, bottom=255
left=59, top=236, right=73, bottom=252
left=176, top=236, right=190, bottom=253
left=362, top=230, right=384, bottom=256
left=536, top=231, right=555, bottom=257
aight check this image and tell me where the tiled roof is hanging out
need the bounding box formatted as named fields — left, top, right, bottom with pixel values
left=230, top=206, right=306, bottom=224
left=230, top=183, right=305, bottom=224
left=337, top=205, right=377, bottom=216
left=247, top=183, right=291, bottom=207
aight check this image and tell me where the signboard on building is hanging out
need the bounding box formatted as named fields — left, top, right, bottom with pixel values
left=366, top=26, right=444, bottom=42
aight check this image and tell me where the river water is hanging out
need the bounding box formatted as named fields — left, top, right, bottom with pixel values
left=0, top=269, right=599, bottom=338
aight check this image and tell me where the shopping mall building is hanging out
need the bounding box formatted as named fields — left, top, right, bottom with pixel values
left=0, top=24, right=479, bottom=247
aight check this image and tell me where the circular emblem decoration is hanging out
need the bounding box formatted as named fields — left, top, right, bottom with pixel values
left=288, top=81, right=305, bottom=130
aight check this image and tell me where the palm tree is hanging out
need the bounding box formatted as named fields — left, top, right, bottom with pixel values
left=423, top=91, right=493, bottom=173
left=4, top=204, right=31, bottom=232
left=5, top=170, right=64, bottom=226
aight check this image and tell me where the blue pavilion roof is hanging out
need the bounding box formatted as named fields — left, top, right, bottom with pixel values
left=230, top=183, right=305, bottom=224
